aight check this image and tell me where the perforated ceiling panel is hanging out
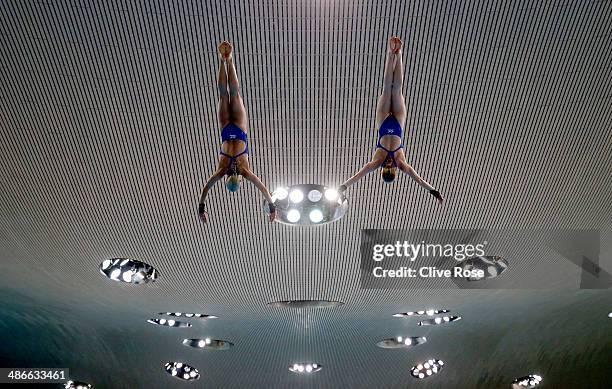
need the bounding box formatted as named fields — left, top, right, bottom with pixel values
left=1, top=1, right=611, bottom=388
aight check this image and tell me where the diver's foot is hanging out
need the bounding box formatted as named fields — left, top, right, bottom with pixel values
left=218, top=41, right=233, bottom=60
left=391, top=36, right=403, bottom=54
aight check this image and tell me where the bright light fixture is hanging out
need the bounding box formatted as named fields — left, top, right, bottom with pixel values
left=64, top=381, right=93, bottom=389
left=147, top=318, right=191, bottom=328
left=307, top=190, right=323, bottom=202
left=392, top=309, right=449, bottom=317
left=289, top=189, right=304, bottom=203
left=418, top=316, right=461, bottom=326
left=273, top=187, right=288, bottom=201
left=512, top=374, right=543, bottom=388
left=289, top=363, right=322, bottom=374
left=265, top=184, right=348, bottom=225
left=183, top=338, right=233, bottom=350
left=268, top=300, right=344, bottom=308
left=309, top=209, right=324, bottom=223
left=324, top=188, right=338, bottom=201
left=411, top=359, right=443, bottom=379
left=164, top=362, right=199, bottom=381
left=376, top=336, right=426, bottom=349
left=287, top=209, right=301, bottom=223
left=457, top=256, right=508, bottom=281
left=99, top=258, right=158, bottom=284
left=159, top=312, right=218, bottom=319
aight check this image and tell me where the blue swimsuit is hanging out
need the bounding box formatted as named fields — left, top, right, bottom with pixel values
left=220, top=123, right=249, bottom=162
left=376, top=115, right=403, bottom=166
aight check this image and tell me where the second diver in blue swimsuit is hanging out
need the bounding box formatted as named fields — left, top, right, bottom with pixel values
left=340, top=36, right=444, bottom=204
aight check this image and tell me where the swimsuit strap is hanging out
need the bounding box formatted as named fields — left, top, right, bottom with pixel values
left=376, top=144, right=403, bottom=167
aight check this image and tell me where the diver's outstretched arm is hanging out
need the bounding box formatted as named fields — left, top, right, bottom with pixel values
left=242, top=169, right=276, bottom=222
left=396, top=161, right=444, bottom=203
left=341, top=160, right=382, bottom=189
left=198, top=168, right=226, bottom=222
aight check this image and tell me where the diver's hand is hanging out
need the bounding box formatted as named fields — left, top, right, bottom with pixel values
left=429, top=189, right=444, bottom=204
left=338, top=184, right=347, bottom=194
left=269, top=210, right=277, bottom=223
left=198, top=203, right=209, bottom=223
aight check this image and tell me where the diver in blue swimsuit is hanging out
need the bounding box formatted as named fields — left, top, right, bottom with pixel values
left=340, top=37, right=444, bottom=203
left=198, top=41, right=276, bottom=223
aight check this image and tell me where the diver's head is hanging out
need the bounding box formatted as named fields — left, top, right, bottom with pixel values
left=225, top=173, right=242, bottom=192
left=381, top=158, right=397, bottom=183
left=225, top=174, right=242, bottom=192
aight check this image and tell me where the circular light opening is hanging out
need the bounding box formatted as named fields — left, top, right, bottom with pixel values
left=289, top=190, right=304, bottom=203
left=159, top=312, right=218, bottom=319
left=512, top=374, right=543, bottom=388
left=418, top=315, right=461, bottom=326
left=267, top=300, right=344, bottom=308
left=324, top=188, right=338, bottom=201
left=99, top=258, right=158, bottom=284
left=183, top=338, right=233, bottom=350
left=64, top=381, right=93, bottom=389
left=164, top=362, right=200, bottom=381
left=457, top=256, right=508, bottom=281
left=287, top=209, right=301, bottom=223
left=309, top=209, right=324, bottom=223
left=376, top=336, right=426, bottom=349
left=411, top=359, right=443, bottom=379
left=289, top=363, right=322, bottom=374
left=147, top=318, right=191, bottom=328
left=307, top=190, right=323, bottom=202
left=392, top=309, right=449, bottom=317
left=274, top=187, right=288, bottom=201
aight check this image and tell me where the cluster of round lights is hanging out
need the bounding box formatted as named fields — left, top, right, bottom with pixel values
left=289, top=363, right=322, bottom=374
left=512, top=374, right=542, bottom=388
left=164, top=362, right=200, bottom=381
left=457, top=256, right=508, bottom=281
left=392, top=309, right=449, bottom=317
left=159, top=312, right=217, bottom=319
left=411, top=359, right=443, bottom=379
left=376, top=336, right=427, bottom=348
left=418, top=315, right=461, bottom=326
left=99, top=258, right=158, bottom=284
left=266, top=184, right=348, bottom=225
left=64, top=381, right=93, bottom=389
left=183, top=338, right=233, bottom=350
left=147, top=318, right=191, bottom=328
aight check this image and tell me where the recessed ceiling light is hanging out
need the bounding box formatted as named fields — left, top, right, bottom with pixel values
left=376, top=336, right=427, bottom=349
left=147, top=318, right=191, bottom=328
left=289, top=363, right=322, bottom=374
left=64, top=381, right=93, bottom=389
left=265, top=184, right=348, bottom=225
left=267, top=300, right=344, bottom=308
left=99, top=258, right=158, bottom=284
left=457, top=256, right=508, bottom=281
left=272, top=187, right=289, bottom=201
left=392, top=309, right=449, bottom=317
left=411, top=359, right=443, bottom=379
left=418, top=315, right=461, bottom=326
left=164, top=362, right=199, bottom=381
left=289, top=189, right=304, bottom=203
left=307, top=189, right=323, bottom=202
left=183, top=338, right=234, bottom=350
left=512, top=374, right=542, bottom=388
left=159, top=312, right=218, bottom=319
